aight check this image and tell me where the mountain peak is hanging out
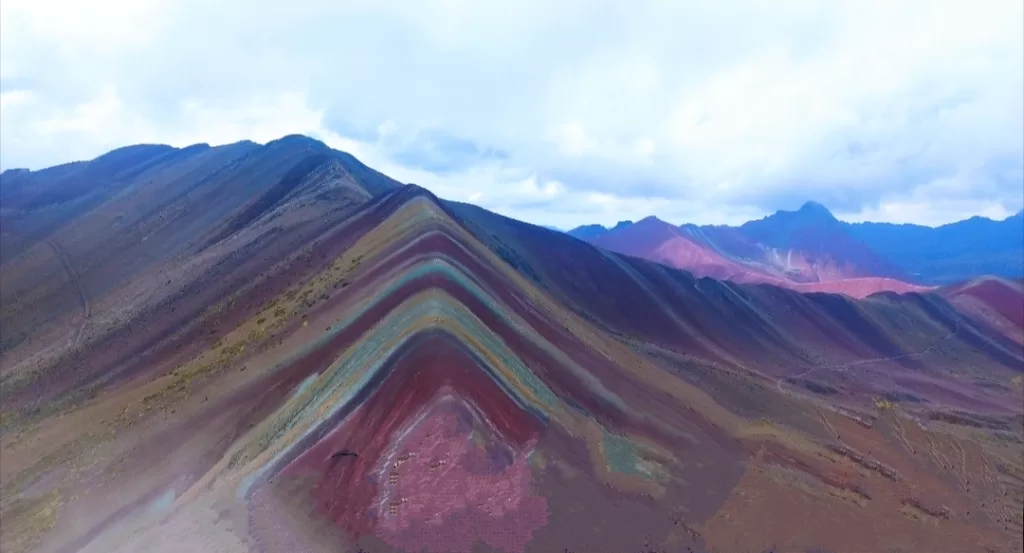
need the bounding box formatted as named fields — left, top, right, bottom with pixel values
left=402, top=182, right=440, bottom=200
left=266, top=134, right=328, bottom=151
left=633, top=216, right=683, bottom=233
left=797, top=201, right=834, bottom=218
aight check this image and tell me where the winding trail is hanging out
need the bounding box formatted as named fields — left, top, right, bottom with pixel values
left=613, top=316, right=963, bottom=405
left=775, top=318, right=962, bottom=395
left=43, top=237, right=91, bottom=350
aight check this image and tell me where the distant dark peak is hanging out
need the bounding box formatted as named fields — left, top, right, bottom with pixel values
left=611, top=220, right=634, bottom=230
left=278, top=133, right=319, bottom=143
left=797, top=201, right=833, bottom=217
left=96, top=143, right=176, bottom=160
left=211, top=140, right=260, bottom=156
left=566, top=223, right=609, bottom=240
left=266, top=134, right=329, bottom=151
left=770, top=200, right=838, bottom=225
left=635, top=215, right=671, bottom=227
left=1, top=168, right=31, bottom=177
left=85, top=143, right=178, bottom=170
left=180, top=142, right=212, bottom=154
left=115, top=143, right=176, bottom=153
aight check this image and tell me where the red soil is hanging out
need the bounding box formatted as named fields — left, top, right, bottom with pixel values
left=587, top=216, right=928, bottom=299
left=789, top=277, right=932, bottom=298
left=592, top=217, right=752, bottom=282
left=373, top=403, right=548, bottom=553
left=275, top=334, right=545, bottom=546
left=944, top=277, right=1024, bottom=329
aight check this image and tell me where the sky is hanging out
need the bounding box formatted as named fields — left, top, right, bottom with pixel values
left=1, top=0, right=1022, bottom=229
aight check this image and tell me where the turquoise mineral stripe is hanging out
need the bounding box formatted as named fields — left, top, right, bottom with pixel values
left=237, top=294, right=562, bottom=497
left=285, top=249, right=600, bottom=404
left=368, top=254, right=631, bottom=413
left=304, top=294, right=562, bottom=423
left=601, top=430, right=651, bottom=480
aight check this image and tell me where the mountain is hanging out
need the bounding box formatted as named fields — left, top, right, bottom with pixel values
left=591, top=216, right=757, bottom=282
left=1, top=138, right=1021, bottom=553
left=565, top=223, right=608, bottom=240
left=0, top=135, right=403, bottom=356
left=845, top=211, right=1024, bottom=285
left=584, top=206, right=927, bottom=298
left=566, top=219, right=633, bottom=240
left=735, top=201, right=910, bottom=282
left=939, top=276, right=1024, bottom=344
left=574, top=201, right=1024, bottom=297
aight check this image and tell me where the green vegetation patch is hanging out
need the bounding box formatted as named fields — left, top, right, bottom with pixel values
left=601, top=430, right=654, bottom=480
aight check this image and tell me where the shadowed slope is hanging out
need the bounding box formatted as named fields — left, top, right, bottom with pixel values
left=449, top=199, right=1021, bottom=396
left=1, top=143, right=1022, bottom=553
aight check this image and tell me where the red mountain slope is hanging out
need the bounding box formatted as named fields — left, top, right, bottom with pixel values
left=588, top=215, right=929, bottom=298
left=940, top=276, right=1024, bottom=343
left=591, top=216, right=756, bottom=282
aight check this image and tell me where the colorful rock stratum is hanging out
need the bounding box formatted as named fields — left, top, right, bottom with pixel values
left=1, top=136, right=1022, bottom=553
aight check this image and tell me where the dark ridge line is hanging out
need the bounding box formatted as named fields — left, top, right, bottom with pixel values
left=201, top=153, right=334, bottom=250
left=450, top=197, right=1001, bottom=373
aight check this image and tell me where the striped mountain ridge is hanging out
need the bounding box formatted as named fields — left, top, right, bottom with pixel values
left=1, top=151, right=1021, bottom=553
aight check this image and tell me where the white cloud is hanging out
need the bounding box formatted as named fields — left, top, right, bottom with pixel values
left=1, top=0, right=1021, bottom=227
left=550, top=123, right=595, bottom=158
left=0, top=90, right=34, bottom=111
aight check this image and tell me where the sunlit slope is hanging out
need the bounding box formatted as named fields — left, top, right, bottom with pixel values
left=941, top=276, right=1024, bottom=344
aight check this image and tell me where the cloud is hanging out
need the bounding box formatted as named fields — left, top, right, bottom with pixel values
left=1, top=0, right=1021, bottom=227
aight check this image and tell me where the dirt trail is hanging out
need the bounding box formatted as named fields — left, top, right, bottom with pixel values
left=776, top=318, right=962, bottom=395
left=43, top=237, right=91, bottom=350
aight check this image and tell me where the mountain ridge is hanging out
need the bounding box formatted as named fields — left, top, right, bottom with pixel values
left=1, top=136, right=1021, bottom=553
left=568, top=205, right=1023, bottom=237
left=568, top=201, right=1024, bottom=288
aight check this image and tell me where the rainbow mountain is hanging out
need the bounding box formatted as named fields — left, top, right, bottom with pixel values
left=1, top=136, right=1022, bottom=553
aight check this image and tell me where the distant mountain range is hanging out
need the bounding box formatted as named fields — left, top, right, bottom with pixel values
left=846, top=211, right=1024, bottom=284
left=567, top=201, right=1024, bottom=296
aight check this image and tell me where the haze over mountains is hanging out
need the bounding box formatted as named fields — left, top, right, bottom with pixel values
left=1, top=136, right=1022, bottom=553
left=569, top=201, right=1024, bottom=297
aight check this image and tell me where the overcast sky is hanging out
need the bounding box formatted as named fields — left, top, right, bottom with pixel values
left=2, top=0, right=1022, bottom=228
